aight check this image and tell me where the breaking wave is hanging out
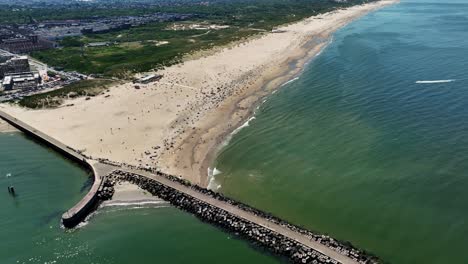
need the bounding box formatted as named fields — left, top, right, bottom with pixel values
left=220, top=115, right=257, bottom=149
left=232, top=116, right=256, bottom=135
left=281, top=77, right=300, bottom=87
left=207, top=167, right=222, bottom=191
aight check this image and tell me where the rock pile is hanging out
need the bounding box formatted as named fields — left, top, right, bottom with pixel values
left=148, top=168, right=378, bottom=263
left=104, top=170, right=381, bottom=264
left=92, top=160, right=380, bottom=263
left=97, top=178, right=115, bottom=200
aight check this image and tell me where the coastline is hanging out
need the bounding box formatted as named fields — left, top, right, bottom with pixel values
left=179, top=0, right=400, bottom=187
left=0, top=0, right=399, bottom=187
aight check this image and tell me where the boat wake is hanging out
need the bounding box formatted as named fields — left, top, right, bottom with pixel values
left=415, top=79, right=456, bottom=84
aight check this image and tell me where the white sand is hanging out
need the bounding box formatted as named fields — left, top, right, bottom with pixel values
left=0, top=0, right=399, bottom=186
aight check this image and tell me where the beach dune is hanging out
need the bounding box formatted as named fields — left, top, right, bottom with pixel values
left=0, top=0, right=398, bottom=186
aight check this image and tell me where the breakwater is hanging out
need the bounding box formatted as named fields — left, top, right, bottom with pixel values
left=0, top=110, right=105, bottom=228
left=107, top=169, right=380, bottom=264
left=61, top=162, right=115, bottom=227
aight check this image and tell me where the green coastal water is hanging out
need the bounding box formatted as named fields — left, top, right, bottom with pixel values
left=0, top=133, right=279, bottom=264
left=213, top=1, right=468, bottom=264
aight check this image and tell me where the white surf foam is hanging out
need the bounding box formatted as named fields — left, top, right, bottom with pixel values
left=311, top=36, right=333, bottom=60
left=213, top=167, right=222, bottom=176
left=281, top=77, right=300, bottom=87
left=74, top=221, right=89, bottom=229
left=207, top=167, right=222, bottom=191
left=233, top=116, right=255, bottom=134
left=416, top=79, right=456, bottom=84
left=67, top=200, right=169, bottom=229
left=221, top=115, right=257, bottom=149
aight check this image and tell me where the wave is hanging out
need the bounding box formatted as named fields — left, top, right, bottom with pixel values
left=233, top=115, right=256, bottom=134
left=416, top=79, right=456, bottom=84
left=281, top=77, right=300, bottom=87
left=220, top=115, right=257, bottom=149
left=312, top=36, right=333, bottom=60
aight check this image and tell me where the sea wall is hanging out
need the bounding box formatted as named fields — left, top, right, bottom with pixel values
left=0, top=110, right=103, bottom=228
left=61, top=164, right=104, bottom=228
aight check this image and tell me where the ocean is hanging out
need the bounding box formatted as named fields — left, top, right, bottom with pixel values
left=2, top=1, right=468, bottom=263
left=212, top=1, right=468, bottom=263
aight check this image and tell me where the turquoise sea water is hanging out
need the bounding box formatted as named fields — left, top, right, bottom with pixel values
left=213, top=1, right=468, bottom=264
left=0, top=133, right=278, bottom=264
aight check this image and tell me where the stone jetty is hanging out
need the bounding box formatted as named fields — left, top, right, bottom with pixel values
left=103, top=169, right=381, bottom=264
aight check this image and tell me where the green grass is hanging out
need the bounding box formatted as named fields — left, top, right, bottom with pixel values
left=18, top=79, right=115, bottom=109
left=32, top=22, right=258, bottom=77
left=24, top=0, right=378, bottom=77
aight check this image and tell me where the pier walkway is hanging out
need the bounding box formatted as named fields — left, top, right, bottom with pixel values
left=0, top=109, right=360, bottom=264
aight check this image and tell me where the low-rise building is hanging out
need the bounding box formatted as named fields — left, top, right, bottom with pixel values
left=1, top=76, right=12, bottom=91
left=2, top=72, right=41, bottom=90
left=0, top=55, right=30, bottom=78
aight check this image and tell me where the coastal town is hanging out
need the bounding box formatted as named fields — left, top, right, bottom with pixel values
left=0, top=12, right=192, bottom=54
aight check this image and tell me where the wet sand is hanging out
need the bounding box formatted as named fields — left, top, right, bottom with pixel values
left=0, top=119, right=17, bottom=133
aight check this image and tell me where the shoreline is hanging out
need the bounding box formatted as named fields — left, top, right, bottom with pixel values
left=190, top=0, right=400, bottom=187
left=0, top=0, right=399, bottom=187
left=204, top=41, right=327, bottom=189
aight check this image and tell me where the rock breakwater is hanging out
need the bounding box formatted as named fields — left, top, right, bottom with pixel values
left=103, top=169, right=381, bottom=264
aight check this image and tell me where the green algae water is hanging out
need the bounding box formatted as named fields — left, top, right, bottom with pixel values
left=0, top=132, right=279, bottom=264
left=212, top=1, right=468, bottom=264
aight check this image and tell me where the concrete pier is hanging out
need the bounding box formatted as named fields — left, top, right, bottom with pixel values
left=0, top=110, right=105, bottom=228
left=61, top=162, right=115, bottom=227
left=0, top=110, right=379, bottom=264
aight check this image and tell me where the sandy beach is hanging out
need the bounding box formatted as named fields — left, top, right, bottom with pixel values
left=101, top=181, right=168, bottom=207
left=0, top=119, right=17, bottom=133
left=0, top=0, right=398, bottom=186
